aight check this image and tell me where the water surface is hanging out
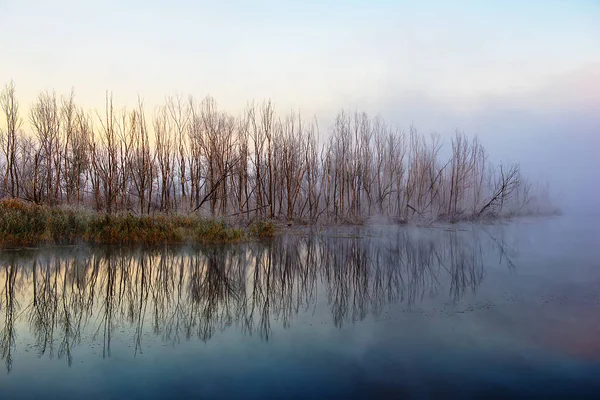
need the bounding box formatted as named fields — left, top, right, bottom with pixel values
left=1, top=216, right=599, bottom=399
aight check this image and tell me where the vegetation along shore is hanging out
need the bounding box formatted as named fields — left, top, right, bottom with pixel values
left=0, top=81, right=558, bottom=247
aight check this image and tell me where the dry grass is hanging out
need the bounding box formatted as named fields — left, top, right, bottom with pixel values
left=0, top=199, right=254, bottom=248
left=248, top=220, right=276, bottom=239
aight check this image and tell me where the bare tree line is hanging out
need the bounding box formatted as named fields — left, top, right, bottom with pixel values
left=0, top=226, right=514, bottom=371
left=0, top=81, right=549, bottom=222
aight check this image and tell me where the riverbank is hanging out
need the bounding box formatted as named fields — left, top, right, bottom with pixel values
left=0, top=199, right=561, bottom=249
left=0, top=199, right=275, bottom=249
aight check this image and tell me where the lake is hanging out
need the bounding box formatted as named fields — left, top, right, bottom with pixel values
left=1, top=216, right=599, bottom=399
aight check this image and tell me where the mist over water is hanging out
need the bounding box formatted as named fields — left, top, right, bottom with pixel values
left=1, top=215, right=599, bottom=399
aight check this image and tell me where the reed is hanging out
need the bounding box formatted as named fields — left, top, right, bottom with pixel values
left=0, top=199, right=254, bottom=248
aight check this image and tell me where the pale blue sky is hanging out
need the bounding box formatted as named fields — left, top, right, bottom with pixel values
left=1, top=0, right=599, bottom=209
left=1, top=1, right=598, bottom=110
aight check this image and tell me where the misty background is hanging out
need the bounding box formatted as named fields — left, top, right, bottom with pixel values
left=1, top=0, right=598, bottom=213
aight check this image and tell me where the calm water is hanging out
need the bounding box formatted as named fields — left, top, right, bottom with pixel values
left=1, top=216, right=599, bottom=399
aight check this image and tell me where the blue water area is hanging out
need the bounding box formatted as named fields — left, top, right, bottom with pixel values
left=1, top=216, right=599, bottom=399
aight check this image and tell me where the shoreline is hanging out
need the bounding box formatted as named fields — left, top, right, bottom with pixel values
left=0, top=199, right=275, bottom=249
left=0, top=199, right=560, bottom=250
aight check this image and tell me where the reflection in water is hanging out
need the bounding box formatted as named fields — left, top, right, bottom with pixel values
left=0, top=226, right=514, bottom=372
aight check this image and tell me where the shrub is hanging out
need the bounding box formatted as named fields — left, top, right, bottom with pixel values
left=0, top=200, right=258, bottom=248
left=194, top=220, right=244, bottom=244
left=249, top=220, right=276, bottom=239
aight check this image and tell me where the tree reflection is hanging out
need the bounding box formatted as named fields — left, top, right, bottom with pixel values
left=1, top=259, right=18, bottom=372
left=0, top=225, right=515, bottom=371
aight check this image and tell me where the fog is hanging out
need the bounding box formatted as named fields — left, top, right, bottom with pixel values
left=372, top=68, right=600, bottom=214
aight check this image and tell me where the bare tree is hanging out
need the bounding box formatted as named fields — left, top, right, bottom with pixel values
left=154, top=105, right=175, bottom=213
left=130, top=99, right=154, bottom=214
left=166, top=94, right=190, bottom=212
left=30, top=91, right=60, bottom=205
left=0, top=80, right=546, bottom=221
left=0, top=81, right=23, bottom=198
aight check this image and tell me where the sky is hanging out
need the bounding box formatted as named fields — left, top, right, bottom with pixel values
left=0, top=0, right=599, bottom=211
